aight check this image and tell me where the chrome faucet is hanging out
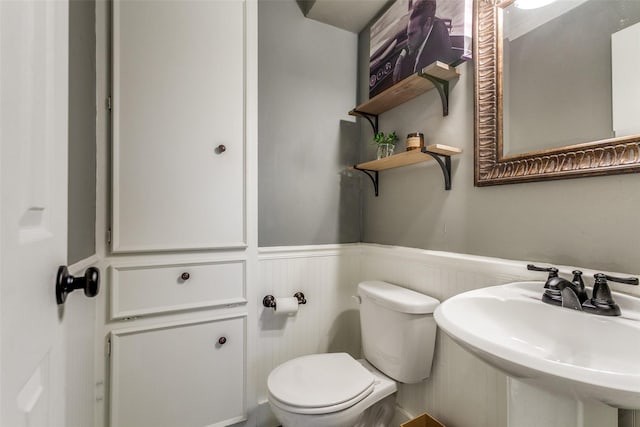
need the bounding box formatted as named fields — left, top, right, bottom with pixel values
left=527, top=264, right=638, bottom=316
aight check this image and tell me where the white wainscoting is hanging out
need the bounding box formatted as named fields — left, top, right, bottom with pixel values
left=360, top=244, right=540, bottom=427
left=256, top=243, right=637, bottom=427
left=257, top=244, right=362, bottom=406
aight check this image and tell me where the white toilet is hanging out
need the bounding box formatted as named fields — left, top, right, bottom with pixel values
left=267, top=280, right=440, bottom=427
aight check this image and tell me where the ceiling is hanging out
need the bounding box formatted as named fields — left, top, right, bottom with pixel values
left=298, top=0, right=390, bottom=33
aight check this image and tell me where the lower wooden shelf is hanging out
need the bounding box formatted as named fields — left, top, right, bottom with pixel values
left=354, top=144, right=462, bottom=195
left=356, top=144, right=461, bottom=171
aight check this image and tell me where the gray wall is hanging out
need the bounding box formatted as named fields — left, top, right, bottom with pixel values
left=259, top=0, right=640, bottom=273
left=68, top=0, right=97, bottom=264
left=258, top=0, right=361, bottom=246
left=358, top=28, right=640, bottom=276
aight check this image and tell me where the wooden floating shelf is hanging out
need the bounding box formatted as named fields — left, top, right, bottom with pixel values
left=356, top=144, right=462, bottom=171
left=349, top=61, right=460, bottom=117
left=353, top=144, right=462, bottom=195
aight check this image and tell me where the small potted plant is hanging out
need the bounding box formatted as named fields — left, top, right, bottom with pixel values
left=373, top=131, right=398, bottom=159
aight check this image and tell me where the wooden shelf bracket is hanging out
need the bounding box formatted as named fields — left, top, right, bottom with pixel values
left=417, top=72, right=451, bottom=116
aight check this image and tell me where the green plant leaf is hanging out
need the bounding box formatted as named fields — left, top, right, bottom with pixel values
left=372, top=131, right=398, bottom=145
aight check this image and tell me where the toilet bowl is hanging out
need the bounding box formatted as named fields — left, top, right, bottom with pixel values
left=267, top=281, right=440, bottom=427
left=268, top=354, right=396, bottom=427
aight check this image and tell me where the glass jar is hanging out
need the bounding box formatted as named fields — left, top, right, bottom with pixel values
left=406, top=132, right=424, bottom=151
left=376, top=143, right=395, bottom=159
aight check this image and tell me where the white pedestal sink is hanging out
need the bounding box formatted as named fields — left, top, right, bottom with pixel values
left=434, top=281, right=640, bottom=427
left=507, top=378, right=616, bottom=427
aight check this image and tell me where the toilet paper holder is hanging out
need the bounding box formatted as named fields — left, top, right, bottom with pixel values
left=263, top=292, right=306, bottom=309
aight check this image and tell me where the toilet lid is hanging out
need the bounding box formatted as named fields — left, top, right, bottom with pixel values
left=267, top=353, right=375, bottom=409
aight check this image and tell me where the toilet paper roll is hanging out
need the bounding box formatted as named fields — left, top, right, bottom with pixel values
left=273, top=297, right=299, bottom=315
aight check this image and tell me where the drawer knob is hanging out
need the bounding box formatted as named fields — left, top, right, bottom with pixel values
left=218, top=336, right=227, bottom=345
left=216, top=144, right=226, bottom=154
left=180, top=272, right=190, bottom=281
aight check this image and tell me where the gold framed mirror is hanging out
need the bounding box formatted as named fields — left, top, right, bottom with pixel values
left=474, top=0, right=640, bottom=186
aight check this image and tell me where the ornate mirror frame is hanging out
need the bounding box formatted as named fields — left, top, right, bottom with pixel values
left=474, top=0, right=640, bottom=186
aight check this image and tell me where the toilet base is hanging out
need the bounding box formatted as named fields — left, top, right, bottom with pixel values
left=269, top=393, right=396, bottom=427
left=352, top=394, right=395, bottom=427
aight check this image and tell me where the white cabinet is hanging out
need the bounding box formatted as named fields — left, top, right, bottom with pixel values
left=110, top=316, right=246, bottom=427
left=111, top=0, right=246, bottom=253
left=105, top=1, right=254, bottom=425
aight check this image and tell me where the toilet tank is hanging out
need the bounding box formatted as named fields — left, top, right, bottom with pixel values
left=357, top=281, right=439, bottom=384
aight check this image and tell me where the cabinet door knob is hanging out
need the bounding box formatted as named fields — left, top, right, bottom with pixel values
left=180, top=272, right=190, bottom=281
left=216, top=144, right=226, bottom=154
left=218, top=336, right=227, bottom=345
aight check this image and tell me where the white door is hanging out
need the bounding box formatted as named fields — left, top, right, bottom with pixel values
left=1, top=1, right=69, bottom=426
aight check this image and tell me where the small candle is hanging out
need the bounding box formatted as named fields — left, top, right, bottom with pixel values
left=406, top=132, right=424, bottom=151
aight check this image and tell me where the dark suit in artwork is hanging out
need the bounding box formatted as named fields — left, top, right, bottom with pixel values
left=392, top=0, right=455, bottom=84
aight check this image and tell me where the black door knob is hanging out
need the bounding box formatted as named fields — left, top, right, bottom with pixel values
left=180, top=272, right=190, bottom=281
left=216, top=144, right=226, bottom=154
left=218, top=336, right=227, bottom=345
left=56, top=266, right=100, bottom=305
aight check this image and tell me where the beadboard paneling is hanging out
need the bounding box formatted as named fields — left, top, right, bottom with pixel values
left=257, top=245, right=361, bottom=402
left=257, top=244, right=637, bottom=427
left=360, top=244, right=539, bottom=427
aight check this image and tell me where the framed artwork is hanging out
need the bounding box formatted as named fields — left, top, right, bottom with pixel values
left=369, top=0, right=472, bottom=98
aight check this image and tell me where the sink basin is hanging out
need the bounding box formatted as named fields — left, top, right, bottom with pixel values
left=434, top=281, right=640, bottom=409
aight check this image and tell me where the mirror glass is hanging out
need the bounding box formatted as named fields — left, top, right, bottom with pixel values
left=501, top=0, right=640, bottom=157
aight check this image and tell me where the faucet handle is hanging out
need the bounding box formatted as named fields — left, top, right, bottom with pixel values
left=527, top=264, right=559, bottom=276
left=584, top=273, right=638, bottom=316
left=594, top=273, right=639, bottom=286
left=527, top=264, right=559, bottom=288
left=527, top=264, right=558, bottom=276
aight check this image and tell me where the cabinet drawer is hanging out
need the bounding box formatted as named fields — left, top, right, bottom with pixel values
left=111, top=260, right=246, bottom=319
left=110, top=315, right=246, bottom=427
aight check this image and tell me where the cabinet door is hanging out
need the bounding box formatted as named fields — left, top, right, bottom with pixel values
left=110, top=316, right=246, bottom=427
left=112, top=0, right=245, bottom=252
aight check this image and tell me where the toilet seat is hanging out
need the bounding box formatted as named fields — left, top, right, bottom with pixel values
left=268, top=383, right=374, bottom=415
left=267, top=353, right=375, bottom=415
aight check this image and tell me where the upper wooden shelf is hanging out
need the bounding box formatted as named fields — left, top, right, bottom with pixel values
left=356, top=144, right=462, bottom=171
left=349, top=61, right=460, bottom=117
